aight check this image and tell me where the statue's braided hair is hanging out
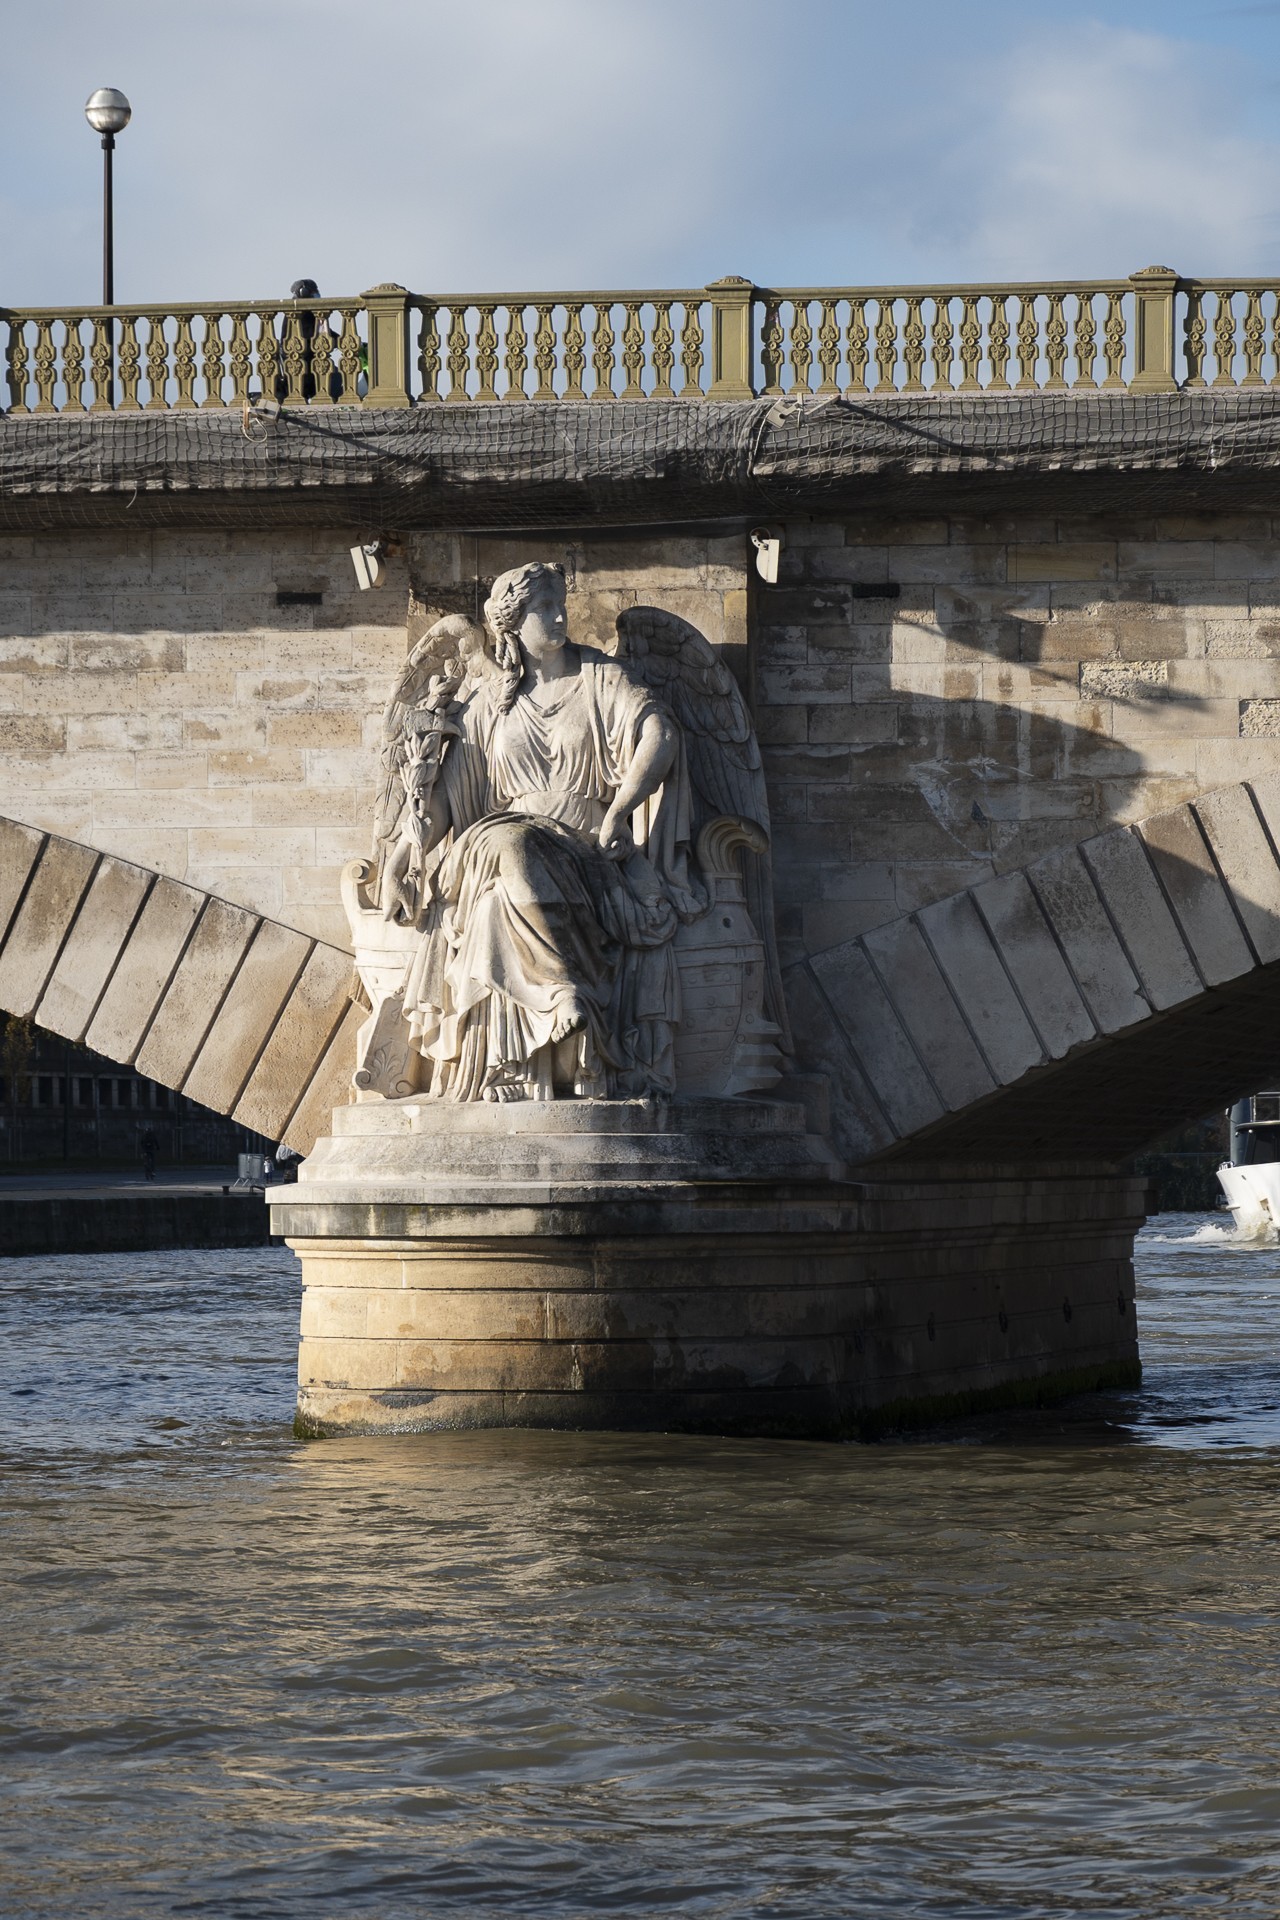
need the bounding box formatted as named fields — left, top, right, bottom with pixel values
left=483, top=561, right=565, bottom=714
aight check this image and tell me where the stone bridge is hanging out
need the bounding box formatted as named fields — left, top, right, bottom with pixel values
left=6, top=375, right=1280, bottom=1421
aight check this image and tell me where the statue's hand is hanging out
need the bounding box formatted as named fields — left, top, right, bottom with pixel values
left=597, top=810, right=633, bottom=862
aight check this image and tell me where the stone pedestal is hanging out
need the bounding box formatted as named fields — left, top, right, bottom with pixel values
left=271, top=1100, right=1144, bottom=1439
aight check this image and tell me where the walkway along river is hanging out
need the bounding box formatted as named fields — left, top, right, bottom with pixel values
left=3, top=1221, right=1280, bottom=1917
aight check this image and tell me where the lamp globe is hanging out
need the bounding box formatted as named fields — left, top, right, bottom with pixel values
left=84, top=89, right=131, bottom=136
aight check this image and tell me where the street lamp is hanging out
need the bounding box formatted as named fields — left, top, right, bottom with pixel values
left=84, top=88, right=131, bottom=305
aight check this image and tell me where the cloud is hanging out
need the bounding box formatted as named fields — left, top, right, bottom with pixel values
left=2, top=4, right=1279, bottom=304
left=880, top=20, right=1280, bottom=279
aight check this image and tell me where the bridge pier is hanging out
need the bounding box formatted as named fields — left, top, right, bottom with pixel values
left=272, top=1100, right=1142, bottom=1437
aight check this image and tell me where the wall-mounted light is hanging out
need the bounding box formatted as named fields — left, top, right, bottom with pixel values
left=351, top=539, right=389, bottom=590
left=750, top=526, right=784, bottom=585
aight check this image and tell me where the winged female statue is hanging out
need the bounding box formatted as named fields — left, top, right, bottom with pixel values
left=346, top=560, right=788, bottom=1104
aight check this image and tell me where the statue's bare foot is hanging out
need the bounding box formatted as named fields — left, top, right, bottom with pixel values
left=483, top=1082, right=526, bottom=1104
left=549, top=1001, right=587, bottom=1046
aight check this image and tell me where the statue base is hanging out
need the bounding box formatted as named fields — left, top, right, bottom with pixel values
left=271, top=1100, right=1144, bottom=1439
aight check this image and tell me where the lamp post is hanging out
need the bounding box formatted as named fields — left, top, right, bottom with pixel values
left=84, top=88, right=131, bottom=305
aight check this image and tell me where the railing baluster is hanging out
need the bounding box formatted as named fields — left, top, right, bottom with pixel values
left=61, top=321, right=87, bottom=413
left=650, top=302, right=675, bottom=400
left=30, top=320, right=57, bottom=414
left=1015, top=295, right=1039, bottom=390
left=789, top=300, right=814, bottom=394
left=1072, top=293, right=1098, bottom=389
left=760, top=298, right=784, bottom=395
left=817, top=298, right=841, bottom=394
left=199, top=314, right=224, bottom=406
left=958, top=296, right=982, bottom=391
left=172, top=315, right=198, bottom=408
left=145, top=315, right=171, bottom=409
left=845, top=298, right=869, bottom=395
left=1212, top=290, right=1238, bottom=387
left=279, top=312, right=306, bottom=405
left=6, top=321, right=31, bottom=414
left=532, top=305, right=557, bottom=400
left=1043, top=293, right=1068, bottom=390
left=1183, top=291, right=1206, bottom=389
left=678, top=301, right=703, bottom=397
left=225, top=314, right=251, bottom=406
left=987, top=296, right=1011, bottom=391
left=88, top=316, right=114, bottom=411
left=415, top=305, right=440, bottom=403
left=930, top=296, right=954, bottom=393
left=1102, top=293, right=1127, bottom=388
left=590, top=302, right=616, bottom=398
left=902, top=297, right=925, bottom=392
left=621, top=302, right=645, bottom=399
left=503, top=304, right=529, bottom=400
left=474, top=304, right=500, bottom=402
left=563, top=305, right=587, bottom=400
left=446, top=307, right=471, bottom=402
left=116, top=317, right=141, bottom=411
left=873, top=299, right=898, bottom=393
left=310, top=309, right=337, bottom=404
left=1242, top=290, right=1266, bottom=387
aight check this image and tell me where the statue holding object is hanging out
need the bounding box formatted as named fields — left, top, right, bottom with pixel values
left=343, top=561, right=789, bottom=1104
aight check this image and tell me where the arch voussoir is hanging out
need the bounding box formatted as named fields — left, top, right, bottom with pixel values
left=0, top=817, right=360, bottom=1154
left=795, top=773, right=1280, bottom=1166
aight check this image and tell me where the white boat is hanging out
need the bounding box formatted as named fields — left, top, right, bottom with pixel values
left=1217, top=1160, right=1280, bottom=1238
left=1217, top=1092, right=1280, bottom=1236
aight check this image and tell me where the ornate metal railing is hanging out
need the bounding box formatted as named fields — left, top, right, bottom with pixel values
left=3, top=268, right=1278, bottom=412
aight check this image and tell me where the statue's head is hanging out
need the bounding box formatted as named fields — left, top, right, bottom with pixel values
left=484, top=562, right=567, bottom=712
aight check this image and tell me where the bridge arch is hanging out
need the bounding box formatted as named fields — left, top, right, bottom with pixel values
left=788, top=775, right=1280, bottom=1167
left=0, top=818, right=362, bottom=1153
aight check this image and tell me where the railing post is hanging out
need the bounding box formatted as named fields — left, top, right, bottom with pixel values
left=361, top=283, right=412, bottom=407
left=707, top=276, right=756, bottom=399
left=1129, top=265, right=1179, bottom=392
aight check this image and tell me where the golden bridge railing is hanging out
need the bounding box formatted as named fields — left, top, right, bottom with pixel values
left=4, top=270, right=1280, bottom=411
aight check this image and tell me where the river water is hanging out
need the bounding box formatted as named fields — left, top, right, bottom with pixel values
left=3, top=1217, right=1280, bottom=1918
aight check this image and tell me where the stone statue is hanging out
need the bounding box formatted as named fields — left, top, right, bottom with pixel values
left=343, top=561, right=790, bottom=1104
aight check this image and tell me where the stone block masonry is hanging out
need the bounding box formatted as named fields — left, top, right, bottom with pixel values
left=756, top=510, right=1280, bottom=972
left=0, top=527, right=748, bottom=952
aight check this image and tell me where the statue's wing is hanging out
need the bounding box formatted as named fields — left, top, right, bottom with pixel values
left=615, top=606, right=791, bottom=1051
left=373, top=613, right=485, bottom=850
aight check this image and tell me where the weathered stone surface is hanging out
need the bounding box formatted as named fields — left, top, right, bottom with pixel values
left=135, top=895, right=260, bottom=1087
left=0, top=819, right=44, bottom=943
left=1078, top=827, right=1201, bottom=1011
left=917, top=892, right=1044, bottom=1085
left=0, top=837, right=98, bottom=1017
left=37, top=855, right=152, bottom=1041
left=1138, top=804, right=1254, bottom=987
left=282, top=1000, right=365, bottom=1155
left=1194, top=784, right=1280, bottom=965
left=810, top=942, right=945, bottom=1136
left=86, top=876, right=205, bottom=1063
left=1024, top=846, right=1148, bottom=1034
left=862, top=918, right=995, bottom=1111
left=182, top=919, right=311, bottom=1113
left=969, top=871, right=1096, bottom=1060
left=234, top=942, right=354, bottom=1138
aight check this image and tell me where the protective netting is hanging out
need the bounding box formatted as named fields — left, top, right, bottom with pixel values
left=4, top=391, right=1280, bottom=530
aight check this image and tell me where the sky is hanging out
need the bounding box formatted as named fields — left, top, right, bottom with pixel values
left=4, top=0, right=1280, bottom=305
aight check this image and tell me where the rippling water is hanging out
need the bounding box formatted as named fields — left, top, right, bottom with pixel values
left=4, top=1215, right=1280, bottom=1917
